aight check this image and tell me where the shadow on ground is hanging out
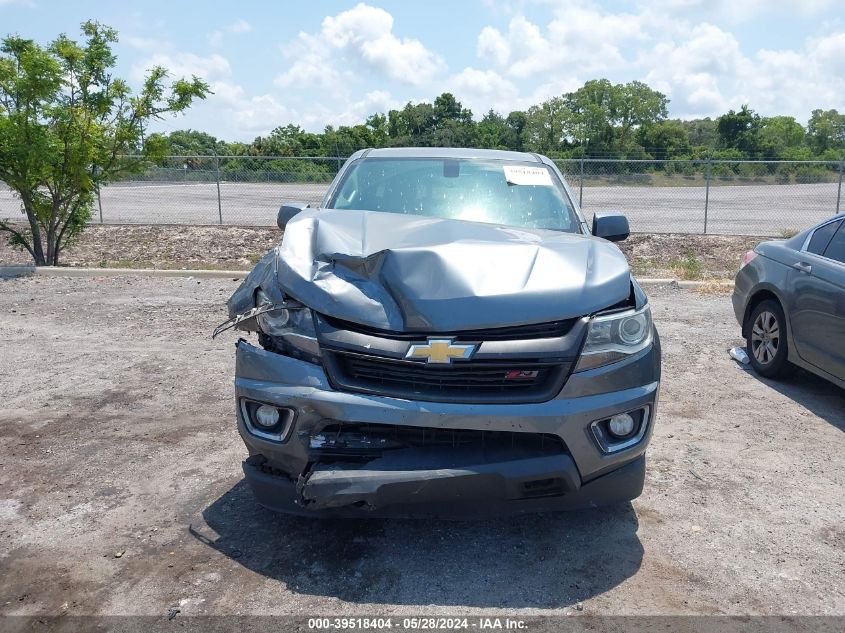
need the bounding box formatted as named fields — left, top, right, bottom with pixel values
left=748, top=366, right=845, bottom=432
left=193, top=480, right=643, bottom=608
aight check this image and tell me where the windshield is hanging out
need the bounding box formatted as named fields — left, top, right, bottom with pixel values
left=327, top=158, right=581, bottom=233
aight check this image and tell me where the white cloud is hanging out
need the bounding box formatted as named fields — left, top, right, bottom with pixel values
left=328, top=90, right=401, bottom=127
left=477, top=3, right=646, bottom=77
left=207, top=31, right=223, bottom=48
left=477, top=27, right=510, bottom=67
left=208, top=19, right=253, bottom=48
left=447, top=68, right=518, bottom=114
left=124, top=35, right=169, bottom=51
left=131, top=52, right=231, bottom=83
left=808, top=31, right=845, bottom=75
left=276, top=3, right=444, bottom=88
left=472, top=3, right=845, bottom=122
left=637, top=0, right=836, bottom=22
left=639, top=22, right=845, bottom=119
left=444, top=67, right=585, bottom=117
left=742, top=32, right=845, bottom=118
left=130, top=1, right=845, bottom=139
left=229, top=19, right=252, bottom=34
left=274, top=32, right=342, bottom=89
left=204, top=81, right=293, bottom=135
left=642, top=23, right=750, bottom=116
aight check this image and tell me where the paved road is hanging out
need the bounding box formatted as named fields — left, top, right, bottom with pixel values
left=1, top=180, right=841, bottom=235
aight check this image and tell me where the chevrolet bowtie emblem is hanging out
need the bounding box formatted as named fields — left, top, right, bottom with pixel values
left=405, top=338, right=476, bottom=364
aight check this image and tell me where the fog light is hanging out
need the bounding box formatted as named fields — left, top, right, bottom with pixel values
left=254, top=405, right=280, bottom=429
left=608, top=412, right=635, bottom=438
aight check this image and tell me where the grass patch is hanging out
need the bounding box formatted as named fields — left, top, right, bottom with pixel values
left=670, top=250, right=704, bottom=280
left=780, top=229, right=799, bottom=238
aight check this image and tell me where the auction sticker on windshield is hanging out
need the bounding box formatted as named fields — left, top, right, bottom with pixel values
left=503, top=165, right=553, bottom=186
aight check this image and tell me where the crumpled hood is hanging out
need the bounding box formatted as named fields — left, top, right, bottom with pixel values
left=268, top=208, right=631, bottom=332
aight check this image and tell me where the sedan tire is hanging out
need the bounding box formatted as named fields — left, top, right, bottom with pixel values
left=746, top=299, right=794, bottom=379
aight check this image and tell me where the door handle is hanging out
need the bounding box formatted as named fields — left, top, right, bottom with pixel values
left=793, top=261, right=812, bottom=274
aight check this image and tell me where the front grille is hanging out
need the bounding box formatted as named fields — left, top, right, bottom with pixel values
left=310, top=422, right=567, bottom=462
left=324, top=350, right=570, bottom=403
left=321, top=314, right=577, bottom=341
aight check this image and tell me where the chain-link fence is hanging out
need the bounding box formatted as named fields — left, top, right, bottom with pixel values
left=1, top=156, right=843, bottom=236
left=557, top=158, right=844, bottom=235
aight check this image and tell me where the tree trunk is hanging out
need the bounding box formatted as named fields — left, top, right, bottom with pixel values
left=45, top=195, right=60, bottom=266
left=20, top=194, right=47, bottom=266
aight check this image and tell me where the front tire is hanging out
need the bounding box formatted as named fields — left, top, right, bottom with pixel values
left=746, top=299, right=794, bottom=379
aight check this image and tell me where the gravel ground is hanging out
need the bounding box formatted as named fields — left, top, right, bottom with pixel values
left=0, top=224, right=762, bottom=280
left=0, top=276, right=843, bottom=617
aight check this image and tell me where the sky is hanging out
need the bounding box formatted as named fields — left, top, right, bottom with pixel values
left=2, top=0, right=844, bottom=141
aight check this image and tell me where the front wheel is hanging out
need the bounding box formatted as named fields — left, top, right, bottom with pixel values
left=746, top=299, right=794, bottom=379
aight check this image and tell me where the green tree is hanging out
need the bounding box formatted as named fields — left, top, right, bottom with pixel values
left=505, top=111, right=527, bottom=151
left=254, top=124, right=321, bottom=156
left=759, top=116, right=805, bottom=159
left=364, top=113, right=388, bottom=147
left=384, top=94, right=475, bottom=147
left=476, top=110, right=511, bottom=149
left=564, top=79, right=615, bottom=155
left=0, top=22, right=208, bottom=265
left=560, top=79, right=667, bottom=156
left=615, top=80, right=669, bottom=150
left=433, top=93, right=473, bottom=125
left=388, top=101, right=436, bottom=144
left=165, top=129, right=223, bottom=156
left=637, top=120, right=691, bottom=159
left=716, top=105, right=761, bottom=156
left=321, top=124, right=372, bottom=156
left=524, top=97, right=569, bottom=154
left=680, top=118, right=717, bottom=151
left=806, top=109, right=845, bottom=155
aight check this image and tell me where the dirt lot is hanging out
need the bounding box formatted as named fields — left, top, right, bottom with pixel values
left=0, top=275, right=843, bottom=617
left=0, top=224, right=764, bottom=280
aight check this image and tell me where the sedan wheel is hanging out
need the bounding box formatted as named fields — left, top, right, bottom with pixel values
left=750, top=310, right=780, bottom=365
left=745, top=299, right=794, bottom=379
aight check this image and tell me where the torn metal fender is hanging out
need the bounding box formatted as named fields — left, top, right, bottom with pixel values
left=225, top=249, right=285, bottom=328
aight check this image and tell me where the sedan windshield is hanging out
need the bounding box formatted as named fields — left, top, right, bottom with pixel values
left=327, top=158, right=581, bottom=233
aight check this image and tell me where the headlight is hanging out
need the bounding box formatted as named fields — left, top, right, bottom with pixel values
left=575, top=305, right=653, bottom=371
left=255, top=290, right=316, bottom=338
left=255, top=290, right=319, bottom=361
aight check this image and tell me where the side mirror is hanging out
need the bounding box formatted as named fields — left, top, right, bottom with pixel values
left=592, top=212, right=630, bottom=242
left=277, top=202, right=310, bottom=230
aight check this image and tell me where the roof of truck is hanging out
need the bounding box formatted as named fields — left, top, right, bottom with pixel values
left=354, top=147, right=545, bottom=162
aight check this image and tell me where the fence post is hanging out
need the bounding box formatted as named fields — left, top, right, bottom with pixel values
left=837, top=156, right=844, bottom=215
left=703, top=157, right=712, bottom=234
left=579, top=154, right=585, bottom=207
left=215, top=154, right=223, bottom=225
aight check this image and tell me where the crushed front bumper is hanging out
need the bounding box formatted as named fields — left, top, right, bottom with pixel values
left=234, top=338, right=660, bottom=518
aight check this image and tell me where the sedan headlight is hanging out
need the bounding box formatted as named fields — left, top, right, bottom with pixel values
left=575, top=305, right=653, bottom=371
left=256, top=290, right=319, bottom=361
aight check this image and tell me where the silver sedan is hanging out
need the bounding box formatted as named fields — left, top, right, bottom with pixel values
left=732, top=213, right=845, bottom=389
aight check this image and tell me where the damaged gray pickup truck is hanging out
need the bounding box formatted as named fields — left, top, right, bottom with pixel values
left=216, top=147, right=660, bottom=518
